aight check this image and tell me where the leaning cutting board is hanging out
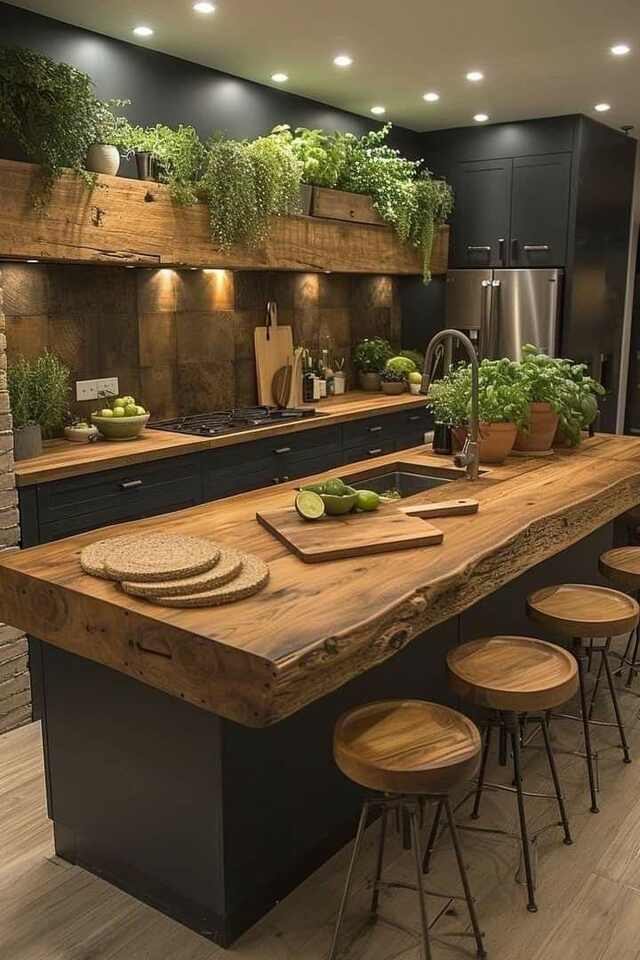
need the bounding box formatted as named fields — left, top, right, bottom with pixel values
left=256, top=506, right=443, bottom=563
left=254, top=301, right=294, bottom=406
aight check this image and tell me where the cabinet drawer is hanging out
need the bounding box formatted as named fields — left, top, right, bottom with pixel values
left=342, top=439, right=395, bottom=465
left=37, top=455, right=202, bottom=529
left=207, top=425, right=341, bottom=471
left=342, top=415, right=402, bottom=449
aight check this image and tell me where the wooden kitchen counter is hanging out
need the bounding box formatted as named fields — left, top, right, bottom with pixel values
left=2, top=434, right=640, bottom=727
left=14, top=391, right=427, bottom=486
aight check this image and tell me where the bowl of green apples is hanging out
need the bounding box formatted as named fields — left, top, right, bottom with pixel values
left=91, top=396, right=150, bottom=441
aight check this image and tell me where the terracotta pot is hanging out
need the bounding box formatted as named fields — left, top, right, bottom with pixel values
left=514, top=402, right=559, bottom=452
left=86, top=143, right=121, bottom=176
left=453, top=421, right=517, bottom=464
left=381, top=381, right=405, bottom=395
left=358, top=371, right=381, bottom=392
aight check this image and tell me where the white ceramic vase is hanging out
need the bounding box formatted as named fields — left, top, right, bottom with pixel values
left=86, top=144, right=121, bottom=176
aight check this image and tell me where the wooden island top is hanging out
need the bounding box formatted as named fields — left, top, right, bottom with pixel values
left=2, top=434, right=640, bottom=727
left=14, top=391, right=427, bottom=486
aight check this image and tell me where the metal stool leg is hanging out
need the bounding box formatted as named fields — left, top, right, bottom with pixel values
left=574, top=640, right=600, bottom=813
left=539, top=714, right=573, bottom=845
left=370, top=808, right=388, bottom=916
left=444, top=797, right=487, bottom=959
left=628, top=627, right=640, bottom=687
left=422, top=798, right=444, bottom=875
left=408, top=803, right=433, bottom=960
left=507, top=714, right=538, bottom=912
left=471, top=719, right=493, bottom=821
left=602, top=647, right=632, bottom=763
left=328, top=802, right=369, bottom=960
left=588, top=641, right=608, bottom=720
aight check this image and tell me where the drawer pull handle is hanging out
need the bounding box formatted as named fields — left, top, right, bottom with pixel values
left=274, top=446, right=291, bottom=455
left=120, top=479, right=143, bottom=490
left=368, top=425, right=382, bottom=433
left=467, top=245, right=491, bottom=252
left=408, top=415, right=421, bottom=422
left=523, top=243, right=550, bottom=252
left=368, top=448, right=383, bottom=456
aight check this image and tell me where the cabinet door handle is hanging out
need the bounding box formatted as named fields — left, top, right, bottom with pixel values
left=368, top=448, right=383, bottom=456
left=120, top=479, right=143, bottom=490
left=407, top=415, right=421, bottom=422
left=498, top=237, right=505, bottom=265
left=274, top=446, right=291, bottom=455
left=467, top=245, right=491, bottom=252
left=523, top=244, right=551, bottom=252
left=367, top=425, right=382, bottom=433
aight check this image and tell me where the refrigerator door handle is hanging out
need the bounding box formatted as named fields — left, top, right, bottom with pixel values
left=479, top=280, right=494, bottom=359
left=547, top=276, right=559, bottom=355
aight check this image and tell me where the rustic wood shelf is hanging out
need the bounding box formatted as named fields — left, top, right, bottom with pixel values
left=0, top=160, right=449, bottom=274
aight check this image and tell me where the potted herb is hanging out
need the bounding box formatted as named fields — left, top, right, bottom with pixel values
left=426, top=359, right=528, bottom=463
left=352, top=338, right=394, bottom=391
left=8, top=352, right=71, bottom=460
left=120, top=123, right=207, bottom=204
left=380, top=368, right=406, bottom=395
left=270, top=125, right=346, bottom=213
left=86, top=98, right=131, bottom=177
left=554, top=358, right=605, bottom=447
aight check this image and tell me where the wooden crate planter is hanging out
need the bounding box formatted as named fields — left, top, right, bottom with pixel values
left=310, top=187, right=385, bottom=226
left=0, top=159, right=449, bottom=276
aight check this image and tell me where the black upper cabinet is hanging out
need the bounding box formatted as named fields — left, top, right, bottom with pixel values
left=510, top=154, right=572, bottom=267
left=450, top=152, right=571, bottom=268
left=451, top=159, right=512, bottom=268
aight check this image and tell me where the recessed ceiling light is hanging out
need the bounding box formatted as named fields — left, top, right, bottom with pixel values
left=473, top=113, right=489, bottom=123
left=466, top=70, right=484, bottom=82
left=594, top=102, right=611, bottom=112
left=133, top=25, right=154, bottom=37
left=271, top=72, right=288, bottom=83
left=26, top=259, right=39, bottom=263
left=334, top=55, right=353, bottom=67
left=370, top=105, right=386, bottom=115
left=193, top=1, right=216, bottom=11
left=423, top=91, right=440, bottom=102
left=611, top=43, right=631, bottom=56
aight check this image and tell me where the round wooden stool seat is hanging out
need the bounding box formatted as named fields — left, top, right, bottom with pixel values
left=447, top=636, right=578, bottom=712
left=599, top=547, right=640, bottom=591
left=527, top=583, right=639, bottom=638
left=334, top=700, right=481, bottom=796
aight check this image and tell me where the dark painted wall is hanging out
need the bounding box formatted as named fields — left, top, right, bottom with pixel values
left=0, top=2, right=422, bottom=157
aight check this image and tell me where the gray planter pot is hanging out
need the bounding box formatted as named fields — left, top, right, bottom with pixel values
left=381, top=381, right=406, bottom=395
left=14, top=423, right=42, bottom=461
left=135, top=151, right=162, bottom=181
left=358, top=371, right=381, bottom=392
left=299, top=184, right=313, bottom=215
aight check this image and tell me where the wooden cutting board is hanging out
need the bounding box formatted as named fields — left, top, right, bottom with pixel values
left=256, top=506, right=443, bottom=563
left=254, top=301, right=294, bottom=406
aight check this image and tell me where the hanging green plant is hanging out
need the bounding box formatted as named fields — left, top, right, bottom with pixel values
left=119, top=123, right=207, bottom=204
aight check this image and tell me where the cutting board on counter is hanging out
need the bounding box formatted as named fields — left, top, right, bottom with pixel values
left=256, top=506, right=443, bottom=563
left=254, top=301, right=294, bottom=406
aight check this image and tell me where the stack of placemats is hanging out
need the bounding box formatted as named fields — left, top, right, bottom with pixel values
left=80, top=532, right=269, bottom=607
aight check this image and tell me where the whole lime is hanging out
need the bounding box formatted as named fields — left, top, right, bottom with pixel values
left=356, top=489, right=380, bottom=512
left=324, top=478, right=347, bottom=497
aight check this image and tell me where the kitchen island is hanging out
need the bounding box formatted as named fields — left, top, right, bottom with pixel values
left=1, top=435, right=639, bottom=944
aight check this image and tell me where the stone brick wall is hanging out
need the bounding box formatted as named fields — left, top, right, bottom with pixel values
left=0, top=282, right=30, bottom=734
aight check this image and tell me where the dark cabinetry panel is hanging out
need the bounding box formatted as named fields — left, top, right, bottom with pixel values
left=451, top=159, right=512, bottom=267
left=510, top=153, right=572, bottom=267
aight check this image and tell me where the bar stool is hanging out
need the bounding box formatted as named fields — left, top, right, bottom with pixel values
left=599, top=547, right=640, bottom=687
left=329, top=700, right=487, bottom=960
left=447, top=636, right=577, bottom=914
left=527, top=584, right=639, bottom=813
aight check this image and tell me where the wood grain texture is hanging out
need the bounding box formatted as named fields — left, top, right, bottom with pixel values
left=311, top=187, right=386, bottom=226
left=256, top=505, right=443, bottom=562
left=447, top=636, right=578, bottom=712
left=599, top=546, right=640, bottom=590
left=3, top=435, right=640, bottom=727
left=0, top=161, right=449, bottom=275
left=527, top=583, right=640, bottom=638
left=14, top=392, right=428, bottom=486
left=333, top=699, right=481, bottom=795
left=399, top=498, right=479, bottom=519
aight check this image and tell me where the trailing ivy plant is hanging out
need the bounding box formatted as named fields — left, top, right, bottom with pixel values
left=0, top=45, right=128, bottom=198
left=119, top=123, right=207, bottom=204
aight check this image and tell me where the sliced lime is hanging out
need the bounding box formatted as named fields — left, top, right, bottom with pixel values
left=295, top=490, right=325, bottom=521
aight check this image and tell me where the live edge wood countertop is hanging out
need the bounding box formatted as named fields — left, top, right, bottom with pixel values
left=13, top=392, right=427, bottom=486
left=2, top=435, right=640, bottom=727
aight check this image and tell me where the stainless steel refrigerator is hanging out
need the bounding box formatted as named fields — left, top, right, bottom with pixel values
left=445, top=268, right=563, bottom=360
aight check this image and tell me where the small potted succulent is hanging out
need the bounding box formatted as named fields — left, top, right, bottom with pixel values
left=8, top=352, right=71, bottom=460
left=352, top=338, right=394, bottom=391
left=380, top=368, right=406, bottom=395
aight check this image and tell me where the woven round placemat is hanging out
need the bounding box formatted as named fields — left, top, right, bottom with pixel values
left=80, top=535, right=140, bottom=580
left=102, top=534, right=221, bottom=582
left=149, top=554, right=269, bottom=607
left=121, top=548, right=243, bottom=598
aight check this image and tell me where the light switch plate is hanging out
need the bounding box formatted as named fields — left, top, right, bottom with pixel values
left=76, top=379, right=98, bottom=402
left=96, top=377, right=119, bottom=399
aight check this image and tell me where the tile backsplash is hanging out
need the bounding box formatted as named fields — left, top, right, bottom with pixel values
left=1, top=263, right=402, bottom=420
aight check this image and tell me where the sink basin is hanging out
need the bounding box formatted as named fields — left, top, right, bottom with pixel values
left=341, top=461, right=465, bottom=499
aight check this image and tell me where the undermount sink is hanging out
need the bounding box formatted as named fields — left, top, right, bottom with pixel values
left=341, top=461, right=465, bottom=498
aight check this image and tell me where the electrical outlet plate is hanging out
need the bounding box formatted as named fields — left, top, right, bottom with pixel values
left=76, top=379, right=98, bottom=402
left=96, top=377, right=119, bottom=399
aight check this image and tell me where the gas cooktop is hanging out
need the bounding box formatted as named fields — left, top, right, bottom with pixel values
left=150, top=406, right=322, bottom=437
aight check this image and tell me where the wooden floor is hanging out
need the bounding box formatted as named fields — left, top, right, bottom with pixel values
left=3, top=648, right=640, bottom=960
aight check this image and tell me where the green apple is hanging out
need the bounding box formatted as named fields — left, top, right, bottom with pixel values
left=112, top=406, right=125, bottom=418
left=121, top=395, right=136, bottom=406
left=124, top=403, right=139, bottom=417
left=135, top=405, right=147, bottom=416
left=99, top=408, right=114, bottom=418
left=113, top=398, right=126, bottom=407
